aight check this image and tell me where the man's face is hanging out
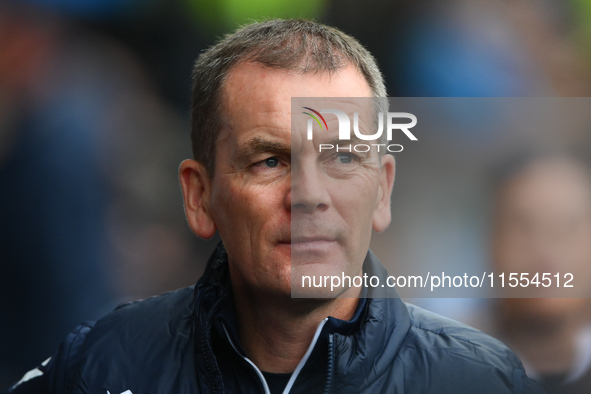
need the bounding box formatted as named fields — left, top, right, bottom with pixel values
left=204, top=62, right=394, bottom=298
left=494, top=158, right=591, bottom=320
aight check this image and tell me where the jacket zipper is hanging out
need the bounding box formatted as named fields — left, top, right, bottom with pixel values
left=323, top=333, right=335, bottom=394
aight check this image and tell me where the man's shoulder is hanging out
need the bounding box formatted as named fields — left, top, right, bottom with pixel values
left=69, top=286, right=198, bottom=392
left=403, top=302, right=521, bottom=364
left=98, top=286, right=196, bottom=328
left=397, top=302, right=543, bottom=393
left=83, top=286, right=197, bottom=355
left=5, top=286, right=199, bottom=394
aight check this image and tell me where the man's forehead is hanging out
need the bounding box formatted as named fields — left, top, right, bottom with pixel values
left=221, top=62, right=372, bottom=104
left=215, top=62, right=375, bottom=155
left=219, top=63, right=290, bottom=131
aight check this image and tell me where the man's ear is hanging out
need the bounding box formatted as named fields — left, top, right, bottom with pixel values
left=373, top=154, right=396, bottom=233
left=179, top=159, right=217, bottom=239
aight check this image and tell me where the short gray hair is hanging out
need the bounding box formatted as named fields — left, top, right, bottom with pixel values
left=190, top=19, right=387, bottom=175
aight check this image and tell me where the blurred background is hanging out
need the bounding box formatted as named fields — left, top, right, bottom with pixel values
left=1, top=0, right=591, bottom=392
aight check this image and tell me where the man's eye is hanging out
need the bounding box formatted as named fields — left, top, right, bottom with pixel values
left=264, top=157, right=279, bottom=167
left=257, top=157, right=280, bottom=168
left=336, top=153, right=355, bottom=164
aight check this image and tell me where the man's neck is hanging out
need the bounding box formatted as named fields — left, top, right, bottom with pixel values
left=232, top=285, right=361, bottom=374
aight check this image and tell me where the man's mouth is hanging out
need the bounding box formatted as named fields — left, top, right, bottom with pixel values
left=291, top=236, right=334, bottom=244
left=281, top=236, right=337, bottom=255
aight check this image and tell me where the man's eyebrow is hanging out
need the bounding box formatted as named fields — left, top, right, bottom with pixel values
left=235, top=137, right=291, bottom=157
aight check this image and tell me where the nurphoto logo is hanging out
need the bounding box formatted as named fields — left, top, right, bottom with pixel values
left=302, top=107, right=418, bottom=153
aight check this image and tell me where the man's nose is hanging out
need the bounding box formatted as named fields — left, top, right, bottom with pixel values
left=289, top=163, right=330, bottom=213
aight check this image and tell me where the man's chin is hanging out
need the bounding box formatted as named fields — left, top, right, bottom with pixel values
left=290, top=285, right=352, bottom=299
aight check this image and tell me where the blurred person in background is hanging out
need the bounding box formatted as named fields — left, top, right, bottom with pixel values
left=492, top=152, right=591, bottom=393
left=0, top=5, right=114, bottom=385
left=0, top=2, right=209, bottom=388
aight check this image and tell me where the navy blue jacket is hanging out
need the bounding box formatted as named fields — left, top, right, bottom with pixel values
left=5, top=243, right=544, bottom=393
